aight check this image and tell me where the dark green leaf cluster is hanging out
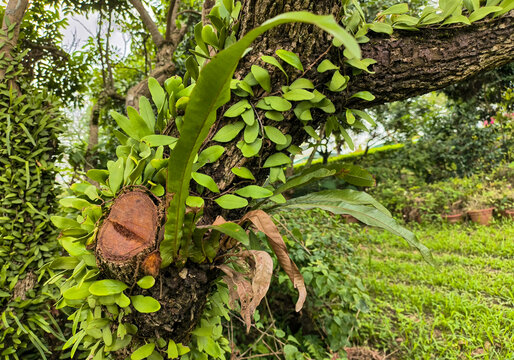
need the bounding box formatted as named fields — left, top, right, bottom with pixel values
left=0, top=48, right=65, bottom=358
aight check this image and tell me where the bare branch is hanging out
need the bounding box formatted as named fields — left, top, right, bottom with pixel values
left=165, top=0, right=179, bottom=41
left=128, top=0, right=165, bottom=47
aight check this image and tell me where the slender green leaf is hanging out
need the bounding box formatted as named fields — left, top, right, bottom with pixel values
left=261, top=55, right=288, bottom=78
left=276, top=191, right=432, bottom=262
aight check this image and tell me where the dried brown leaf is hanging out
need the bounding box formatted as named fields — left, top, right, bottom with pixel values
left=218, top=250, right=274, bottom=332
left=218, top=264, right=252, bottom=319
left=241, top=210, right=306, bottom=312
left=244, top=250, right=273, bottom=326
left=212, top=216, right=227, bottom=226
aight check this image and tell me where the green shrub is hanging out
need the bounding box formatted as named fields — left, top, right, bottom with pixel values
left=0, top=50, right=64, bottom=358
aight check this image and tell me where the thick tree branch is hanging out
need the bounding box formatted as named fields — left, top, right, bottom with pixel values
left=349, top=11, right=514, bottom=109
left=199, top=2, right=514, bottom=222
left=129, top=0, right=165, bottom=47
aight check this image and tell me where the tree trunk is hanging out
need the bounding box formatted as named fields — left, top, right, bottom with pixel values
left=0, top=0, right=29, bottom=89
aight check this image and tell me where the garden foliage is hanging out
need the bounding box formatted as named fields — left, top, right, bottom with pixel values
left=0, top=43, right=64, bottom=357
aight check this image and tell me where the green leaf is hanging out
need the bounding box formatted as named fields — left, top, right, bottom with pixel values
left=317, top=59, right=339, bottom=73
left=131, top=343, right=155, bottom=360
left=277, top=191, right=432, bottom=262
left=186, top=196, right=205, bottom=208
left=197, top=145, right=225, bottom=166
left=346, top=109, right=356, bottom=125
left=264, top=96, right=292, bottom=111
left=207, top=222, right=249, bottom=245
left=352, top=109, right=376, bottom=126
left=251, top=65, right=271, bottom=92
left=202, top=24, right=219, bottom=48
left=244, top=121, right=260, bottom=143
left=59, top=198, right=91, bottom=210
left=345, top=58, right=377, bottom=73
left=273, top=165, right=335, bottom=196
left=63, top=282, right=93, bottom=300
left=231, top=166, right=256, bottom=180
left=192, top=172, right=220, bottom=193
left=368, top=22, right=393, bottom=34
left=468, top=6, right=502, bottom=21
left=186, top=55, right=199, bottom=81
left=265, top=111, right=284, bottom=121
left=342, top=165, right=375, bottom=187
left=215, top=194, right=248, bottom=209
left=50, top=216, right=80, bottom=230
left=167, top=340, right=178, bottom=359
left=116, top=293, right=131, bottom=307
left=380, top=3, right=409, bottom=15
left=303, top=125, right=320, bottom=140
left=328, top=71, right=348, bottom=92
left=276, top=49, right=304, bottom=71
left=148, top=77, right=166, bottom=111
left=235, top=185, right=273, bottom=199
left=163, top=10, right=361, bottom=267
left=212, top=121, right=245, bottom=142
left=283, top=89, right=315, bottom=101
left=137, top=276, right=155, bottom=289
left=238, top=139, right=262, bottom=157
left=338, top=126, right=355, bottom=150
left=89, top=280, right=128, bottom=296
left=107, top=158, right=124, bottom=194
left=131, top=295, right=161, bottom=313
left=224, top=100, right=251, bottom=117
left=87, top=169, right=109, bottom=185
left=141, top=135, right=177, bottom=147
left=241, top=109, right=255, bottom=125
left=139, top=96, right=156, bottom=131
left=264, top=126, right=287, bottom=145
left=110, top=110, right=152, bottom=140
left=442, top=14, right=471, bottom=25
left=495, top=0, right=514, bottom=16
left=261, top=55, right=288, bottom=79
left=289, top=78, right=314, bottom=90
left=263, top=152, right=291, bottom=168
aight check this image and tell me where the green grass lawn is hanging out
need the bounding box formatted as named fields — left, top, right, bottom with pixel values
left=349, top=221, right=514, bottom=360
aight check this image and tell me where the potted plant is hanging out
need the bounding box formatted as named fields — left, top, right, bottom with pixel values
left=430, top=182, right=465, bottom=223
left=465, top=191, right=495, bottom=225
left=441, top=200, right=465, bottom=223
left=490, top=183, right=514, bottom=219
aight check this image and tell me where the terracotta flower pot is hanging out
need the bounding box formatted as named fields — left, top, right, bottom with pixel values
left=342, top=214, right=359, bottom=224
left=441, top=213, right=464, bottom=224
left=467, top=208, right=495, bottom=225
left=505, top=209, right=514, bottom=220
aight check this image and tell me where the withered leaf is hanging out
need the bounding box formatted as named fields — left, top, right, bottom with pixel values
left=242, top=210, right=306, bottom=312
left=218, top=250, right=274, bottom=332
